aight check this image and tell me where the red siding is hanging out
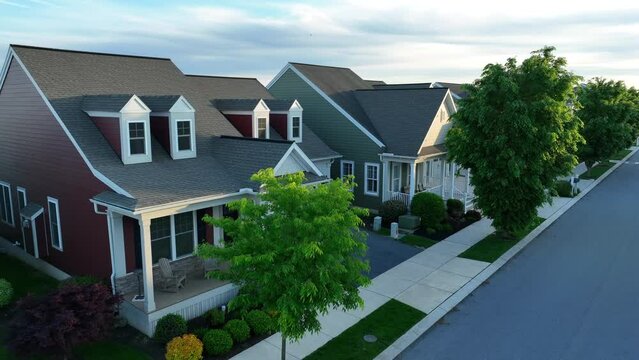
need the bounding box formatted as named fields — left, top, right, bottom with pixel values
left=123, top=216, right=137, bottom=273
left=0, top=58, right=112, bottom=278
left=225, top=114, right=253, bottom=137
left=91, top=116, right=121, bottom=155
left=271, top=114, right=288, bottom=139
left=151, top=116, right=170, bottom=153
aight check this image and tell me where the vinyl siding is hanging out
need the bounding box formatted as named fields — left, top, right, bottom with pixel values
left=269, top=68, right=384, bottom=210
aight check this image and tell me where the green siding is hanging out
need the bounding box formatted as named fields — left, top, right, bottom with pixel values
left=270, top=68, right=384, bottom=210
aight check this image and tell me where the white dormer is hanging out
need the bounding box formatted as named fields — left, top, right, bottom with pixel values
left=287, top=100, right=303, bottom=143
left=167, top=96, right=196, bottom=160
left=119, top=95, right=152, bottom=165
left=253, top=99, right=270, bottom=139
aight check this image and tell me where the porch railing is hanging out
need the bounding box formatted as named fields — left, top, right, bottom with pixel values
left=387, top=191, right=411, bottom=208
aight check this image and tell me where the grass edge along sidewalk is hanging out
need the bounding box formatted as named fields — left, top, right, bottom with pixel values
left=305, top=299, right=425, bottom=360
left=374, top=145, right=639, bottom=360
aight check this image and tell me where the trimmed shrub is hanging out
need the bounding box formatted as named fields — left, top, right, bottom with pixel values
left=224, top=319, right=250, bottom=343
left=554, top=180, right=574, bottom=198
left=446, top=199, right=465, bottom=219
left=10, top=283, right=121, bottom=357
left=202, top=329, right=233, bottom=356
left=245, top=310, right=272, bottom=336
left=165, top=334, right=203, bottom=360
left=59, top=275, right=102, bottom=288
left=206, top=308, right=225, bottom=327
left=0, top=279, right=13, bottom=308
left=378, top=200, right=408, bottom=226
left=192, top=328, right=208, bottom=341
left=410, top=192, right=446, bottom=230
left=464, top=210, right=482, bottom=222
left=155, top=314, right=188, bottom=344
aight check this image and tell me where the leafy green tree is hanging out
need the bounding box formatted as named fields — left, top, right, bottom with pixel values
left=577, top=78, right=639, bottom=161
left=198, top=169, right=370, bottom=359
left=446, top=46, right=583, bottom=237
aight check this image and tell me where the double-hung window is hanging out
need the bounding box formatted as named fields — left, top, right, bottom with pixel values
left=174, top=212, right=195, bottom=258
left=0, top=182, right=13, bottom=226
left=150, top=216, right=171, bottom=263
left=291, top=116, right=301, bottom=139
left=128, top=122, right=146, bottom=155
left=340, top=160, right=354, bottom=179
left=150, top=212, right=196, bottom=263
left=364, top=163, right=380, bottom=196
left=257, top=118, right=267, bottom=139
left=47, top=197, right=62, bottom=250
left=176, top=120, right=192, bottom=151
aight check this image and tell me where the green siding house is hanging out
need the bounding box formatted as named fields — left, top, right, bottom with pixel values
left=268, top=63, right=475, bottom=211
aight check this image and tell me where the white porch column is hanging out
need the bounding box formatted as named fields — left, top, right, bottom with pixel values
left=408, top=161, right=416, bottom=204
left=450, top=162, right=457, bottom=200
left=382, top=160, right=390, bottom=201
left=138, top=217, right=156, bottom=312
left=212, top=206, right=224, bottom=247
left=109, top=211, right=127, bottom=277
left=440, top=159, right=447, bottom=197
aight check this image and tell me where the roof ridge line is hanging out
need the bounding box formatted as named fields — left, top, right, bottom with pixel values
left=220, top=135, right=293, bottom=144
left=185, top=74, right=259, bottom=81
left=11, top=44, right=171, bottom=61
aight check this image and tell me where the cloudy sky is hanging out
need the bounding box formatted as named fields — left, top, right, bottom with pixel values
left=1, top=0, right=638, bottom=86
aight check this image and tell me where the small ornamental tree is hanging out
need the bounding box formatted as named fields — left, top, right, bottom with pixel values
left=446, top=46, right=583, bottom=237
left=10, top=283, right=121, bottom=357
left=577, top=78, right=639, bottom=161
left=198, top=169, right=370, bottom=359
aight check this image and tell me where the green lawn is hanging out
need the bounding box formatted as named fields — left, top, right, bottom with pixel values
left=580, top=162, right=614, bottom=180
left=0, top=254, right=58, bottom=299
left=459, top=217, right=545, bottom=263
left=376, top=227, right=390, bottom=236
left=609, top=149, right=632, bottom=161
left=74, top=341, right=152, bottom=360
left=305, top=300, right=425, bottom=360
left=400, top=234, right=437, bottom=249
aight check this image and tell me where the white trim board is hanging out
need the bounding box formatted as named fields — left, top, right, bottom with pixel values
left=4, top=48, right=133, bottom=198
left=267, top=63, right=385, bottom=148
left=273, top=142, right=323, bottom=176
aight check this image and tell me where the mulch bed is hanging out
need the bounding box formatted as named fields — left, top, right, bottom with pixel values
left=413, top=216, right=479, bottom=241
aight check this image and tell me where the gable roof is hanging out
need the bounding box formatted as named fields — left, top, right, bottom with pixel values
left=431, top=82, right=469, bottom=99
left=373, top=83, right=432, bottom=90
left=8, top=45, right=324, bottom=210
left=354, top=88, right=449, bottom=156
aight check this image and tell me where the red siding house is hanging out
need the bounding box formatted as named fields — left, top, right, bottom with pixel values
left=0, top=45, right=338, bottom=336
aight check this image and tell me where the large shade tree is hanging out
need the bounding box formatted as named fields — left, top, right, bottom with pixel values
left=446, top=46, right=584, bottom=237
left=577, top=78, right=639, bottom=161
left=198, top=169, right=370, bottom=359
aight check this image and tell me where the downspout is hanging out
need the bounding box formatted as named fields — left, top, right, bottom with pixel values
left=93, top=202, right=117, bottom=294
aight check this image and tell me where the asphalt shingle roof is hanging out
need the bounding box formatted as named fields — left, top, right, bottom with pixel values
left=433, top=82, right=469, bottom=99
left=214, top=99, right=261, bottom=112
left=139, top=95, right=181, bottom=112
left=81, top=94, right=134, bottom=112
left=354, top=88, right=448, bottom=157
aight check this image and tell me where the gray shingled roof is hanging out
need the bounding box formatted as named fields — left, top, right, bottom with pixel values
left=354, top=88, right=449, bottom=156
left=214, top=99, right=261, bottom=112
left=289, top=63, right=383, bottom=142
left=139, top=95, right=181, bottom=112
left=432, top=82, right=468, bottom=99
left=373, top=83, right=432, bottom=90
left=264, top=99, right=295, bottom=111
left=81, top=94, right=133, bottom=112
left=11, top=45, right=316, bottom=210
left=269, top=124, right=341, bottom=161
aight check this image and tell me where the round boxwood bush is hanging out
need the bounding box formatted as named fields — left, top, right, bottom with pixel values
left=206, top=308, right=225, bottom=327
left=165, top=334, right=203, bottom=360
left=378, top=200, right=408, bottom=226
left=554, top=180, right=574, bottom=198
left=223, top=319, right=250, bottom=343
left=446, top=198, right=465, bottom=219
left=203, top=329, right=233, bottom=356
left=154, top=314, right=188, bottom=344
left=410, top=192, right=446, bottom=230
left=0, top=279, right=13, bottom=308
left=464, top=210, right=482, bottom=222
left=245, top=310, right=272, bottom=336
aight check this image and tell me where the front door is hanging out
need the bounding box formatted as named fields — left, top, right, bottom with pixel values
left=391, top=163, right=401, bottom=192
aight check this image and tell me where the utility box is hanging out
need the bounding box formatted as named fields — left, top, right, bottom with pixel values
left=398, top=215, right=420, bottom=230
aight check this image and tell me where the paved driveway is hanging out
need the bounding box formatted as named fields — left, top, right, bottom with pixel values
left=402, top=153, right=639, bottom=360
left=365, top=230, right=421, bottom=278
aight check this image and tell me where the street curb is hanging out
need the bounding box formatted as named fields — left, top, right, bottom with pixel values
left=375, top=147, right=639, bottom=360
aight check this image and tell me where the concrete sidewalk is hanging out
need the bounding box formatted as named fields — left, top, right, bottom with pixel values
left=231, top=199, right=572, bottom=360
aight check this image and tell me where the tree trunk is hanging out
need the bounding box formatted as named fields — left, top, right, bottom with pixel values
left=281, top=335, right=287, bottom=360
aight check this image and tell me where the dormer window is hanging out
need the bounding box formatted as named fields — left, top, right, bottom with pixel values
left=176, top=120, right=192, bottom=151
left=292, top=117, right=301, bottom=138
left=257, top=117, right=268, bottom=139
left=128, top=122, right=147, bottom=155
left=287, top=100, right=303, bottom=142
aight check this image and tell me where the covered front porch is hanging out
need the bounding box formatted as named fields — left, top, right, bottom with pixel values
left=95, top=192, right=252, bottom=336
left=382, top=154, right=474, bottom=210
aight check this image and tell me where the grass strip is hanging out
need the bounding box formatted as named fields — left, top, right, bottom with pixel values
left=400, top=234, right=437, bottom=249
left=305, top=299, right=426, bottom=360
left=581, top=162, right=614, bottom=180
left=459, top=217, right=545, bottom=263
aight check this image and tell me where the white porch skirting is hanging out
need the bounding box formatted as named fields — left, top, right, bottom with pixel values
left=120, top=283, right=239, bottom=336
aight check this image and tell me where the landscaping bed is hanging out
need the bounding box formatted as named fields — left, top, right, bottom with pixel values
left=305, top=299, right=425, bottom=360
left=459, top=217, right=545, bottom=263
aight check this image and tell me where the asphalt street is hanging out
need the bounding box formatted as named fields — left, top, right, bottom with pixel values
left=402, top=153, right=639, bottom=360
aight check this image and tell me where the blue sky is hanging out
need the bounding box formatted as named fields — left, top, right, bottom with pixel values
left=1, top=0, right=639, bottom=86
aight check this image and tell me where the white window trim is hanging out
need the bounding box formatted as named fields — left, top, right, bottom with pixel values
left=288, top=114, right=303, bottom=142
left=151, top=211, right=198, bottom=263
left=255, top=117, right=269, bottom=139
left=47, top=196, right=63, bottom=251
left=127, top=121, right=148, bottom=156
left=175, top=119, right=195, bottom=152
left=0, top=181, right=14, bottom=227
left=340, top=160, right=354, bottom=179
left=16, top=187, right=26, bottom=210
left=364, top=163, right=380, bottom=197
